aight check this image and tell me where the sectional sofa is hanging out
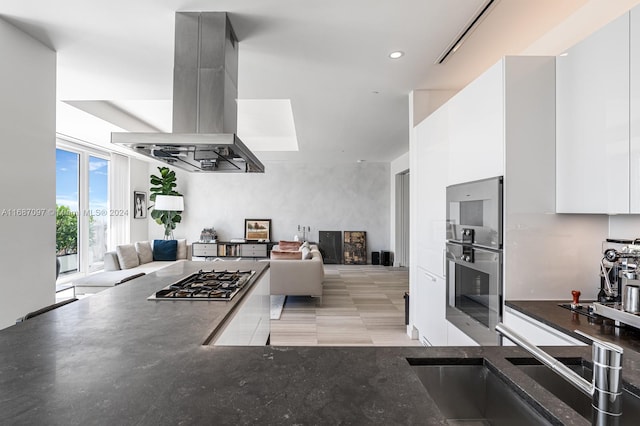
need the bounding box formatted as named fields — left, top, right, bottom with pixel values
left=73, top=239, right=190, bottom=294
left=267, top=242, right=325, bottom=303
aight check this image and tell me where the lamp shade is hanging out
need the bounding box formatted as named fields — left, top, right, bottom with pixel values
left=154, top=195, right=184, bottom=211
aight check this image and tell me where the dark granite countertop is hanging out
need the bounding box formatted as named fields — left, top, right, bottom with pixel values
left=1, top=268, right=640, bottom=425
left=505, top=300, right=640, bottom=352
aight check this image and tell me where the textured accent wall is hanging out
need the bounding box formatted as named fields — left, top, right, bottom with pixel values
left=168, top=161, right=390, bottom=261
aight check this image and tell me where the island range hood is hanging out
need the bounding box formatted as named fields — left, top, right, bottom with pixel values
left=112, top=12, right=264, bottom=173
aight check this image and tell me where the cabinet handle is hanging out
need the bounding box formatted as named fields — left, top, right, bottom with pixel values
left=422, top=270, right=437, bottom=282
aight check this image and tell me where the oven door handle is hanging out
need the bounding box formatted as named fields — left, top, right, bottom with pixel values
left=443, top=248, right=447, bottom=277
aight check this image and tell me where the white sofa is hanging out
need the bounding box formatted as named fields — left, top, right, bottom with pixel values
left=73, top=239, right=189, bottom=294
left=267, top=244, right=325, bottom=303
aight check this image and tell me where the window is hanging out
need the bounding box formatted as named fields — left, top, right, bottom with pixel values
left=56, top=149, right=80, bottom=275
left=88, top=156, right=109, bottom=272
left=56, top=142, right=110, bottom=280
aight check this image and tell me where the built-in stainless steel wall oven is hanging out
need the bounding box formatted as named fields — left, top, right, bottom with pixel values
left=445, top=176, right=503, bottom=345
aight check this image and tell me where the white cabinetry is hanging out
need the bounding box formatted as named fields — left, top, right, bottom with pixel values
left=556, top=13, right=630, bottom=213
left=414, top=105, right=448, bottom=278
left=413, top=103, right=449, bottom=346
left=447, top=60, right=504, bottom=185
left=192, top=242, right=217, bottom=258
left=631, top=7, right=640, bottom=212
left=410, top=56, right=558, bottom=345
left=415, top=268, right=447, bottom=346
left=213, top=271, right=270, bottom=346
left=240, top=244, right=268, bottom=258
left=503, top=307, right=585, bottom=346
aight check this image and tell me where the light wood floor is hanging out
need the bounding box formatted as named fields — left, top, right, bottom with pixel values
left=269, top=264, right=422, bottom=346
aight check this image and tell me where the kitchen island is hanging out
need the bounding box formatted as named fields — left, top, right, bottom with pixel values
left=1, top=263, right=640, bottom=425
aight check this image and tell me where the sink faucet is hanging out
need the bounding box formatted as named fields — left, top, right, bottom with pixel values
left=496, top=323, right=624, bottom=426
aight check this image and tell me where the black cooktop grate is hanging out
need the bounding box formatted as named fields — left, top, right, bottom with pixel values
left=150, top=270, right=254, bottom=301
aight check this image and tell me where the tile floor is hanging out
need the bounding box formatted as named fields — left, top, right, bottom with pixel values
left=269, top=264, right=421, bottom=347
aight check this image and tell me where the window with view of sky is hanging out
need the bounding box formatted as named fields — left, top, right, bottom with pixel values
left=56, top=148, right=109, bottom=276
left=56, top=149, right=79, bottom=275
left=56, top=149, right=79, bottom=213
left=88, top=155, right=109, bottom=271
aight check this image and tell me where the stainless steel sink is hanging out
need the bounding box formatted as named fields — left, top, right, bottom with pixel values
left=509, top=357, right=640, bottom=425
left=408, top=358, right=552, bottom=426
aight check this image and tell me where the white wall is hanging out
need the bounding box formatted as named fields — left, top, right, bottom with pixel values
left=522, top=0, right=640, bottom=56
left=171, top=161, right=390, bottom=259
left=0, top=19, right=56, bottom=329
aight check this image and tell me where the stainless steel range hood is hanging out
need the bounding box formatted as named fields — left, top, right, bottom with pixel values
left=111, top=12, right=264, bottom=173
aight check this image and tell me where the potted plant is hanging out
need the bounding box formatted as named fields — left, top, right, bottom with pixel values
left=56, top=204, right=78, bottom=275
left=149, top=167, right=183, bottom=239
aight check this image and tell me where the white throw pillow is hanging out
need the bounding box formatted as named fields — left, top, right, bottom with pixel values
left=117, top=244, right=140, bottom=269
left=103, top=252, right=121, bottom=271
left=300, top=246, right=312, bottom=260
left=176, top=239, right=187, bottom=259
left=135, top=241, right=153, bottom=264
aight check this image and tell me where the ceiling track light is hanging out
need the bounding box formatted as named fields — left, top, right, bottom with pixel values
left=435, top=0, right=497, bottom=65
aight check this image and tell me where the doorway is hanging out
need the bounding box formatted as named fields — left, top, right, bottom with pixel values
left=395, top=170, right=410, bottom=267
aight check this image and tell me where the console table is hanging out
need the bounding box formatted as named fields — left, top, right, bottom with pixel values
left=192, top=241, right=274, bottom=260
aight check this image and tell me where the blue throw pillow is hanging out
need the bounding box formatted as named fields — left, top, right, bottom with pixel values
left=153, top=239, right=178, bottom=261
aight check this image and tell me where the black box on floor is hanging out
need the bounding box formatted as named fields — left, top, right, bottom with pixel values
left=371, top=251, right=380, bottom=265
left=404, top=292, right=409, bottom=325
left=381, top=251, right=392, bottom=266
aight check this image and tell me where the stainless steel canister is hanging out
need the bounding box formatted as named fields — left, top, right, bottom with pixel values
left=623, top=284, right=640, bottom=313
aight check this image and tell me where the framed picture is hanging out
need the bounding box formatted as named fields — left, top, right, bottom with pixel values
left=133, top=191, right=147, bottom=219
left=245, top=219, right=271, bottom=241
left=344, top=231, right=367, bottom=264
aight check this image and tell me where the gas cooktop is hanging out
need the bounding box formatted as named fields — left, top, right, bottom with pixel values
left=148, top=269, right=255, bottom=301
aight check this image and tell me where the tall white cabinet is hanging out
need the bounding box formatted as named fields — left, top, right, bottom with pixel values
left=410, top=56, right=561, bottom=346
left=631, top=8, right=640, bottom=212
left=556, top=12, right=630, bottom=214
left=414, top=105, right=448, bottom=279
left=413, top=105, right=448, bottom=346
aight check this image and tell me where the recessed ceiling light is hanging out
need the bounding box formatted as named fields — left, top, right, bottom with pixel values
left=559, top=52, right=569, bottom=57
left=389, top=51, right=404, bottom=59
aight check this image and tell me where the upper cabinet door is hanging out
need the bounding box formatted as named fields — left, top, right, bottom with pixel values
left=556, top=13, right=630, bottom=214
left=631, top=7, right=640, bottom=213
left=447, top=60, right=504, bottom=185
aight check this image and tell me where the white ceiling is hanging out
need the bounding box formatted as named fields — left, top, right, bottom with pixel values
left=2, top=0, right=639, bottom=163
